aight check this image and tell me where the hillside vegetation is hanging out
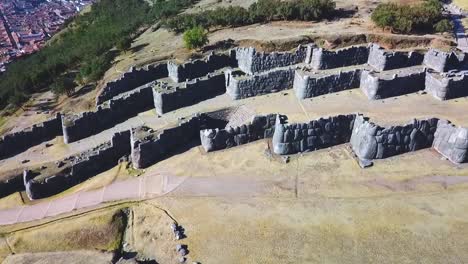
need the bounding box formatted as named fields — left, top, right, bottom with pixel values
left=165, top=0, right=337, bottom=32
left=0, top=0, right=196, bottom=110
left=371, top=0, right=452, bottom=34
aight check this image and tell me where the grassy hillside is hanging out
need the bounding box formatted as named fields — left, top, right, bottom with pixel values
left=0, top=0, right=196, bottom=110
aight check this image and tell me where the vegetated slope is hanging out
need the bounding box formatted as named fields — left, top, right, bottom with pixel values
left=0, top=0, right=197, bottom=110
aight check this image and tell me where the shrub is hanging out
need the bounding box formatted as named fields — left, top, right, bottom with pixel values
left=434, top=19, right=453, bottom=32
left=116, top=37, right=133, bottom=52
left=371, top=0, right=447, bottom=34
left=51, top=77, right=76, bottom=96
left=183, top=26, right=209, bottom=49
left=164, top=0, right=337, bottom=32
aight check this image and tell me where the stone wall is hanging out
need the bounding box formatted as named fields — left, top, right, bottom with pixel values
left=236, top=45, right=312, bottom=74
left=350, top=114, right=438, bottom=161
left=367, top=44, right=423, bottom=71
left=433, top=120, right=468, bottom=164
left=425, top=70, right=468, bottom=100
left=310, top=45, right=369, bottom=70
left=131, top=116, right=202, bottom=169
left=25, top=130, right=131, bottom=200
left=0, top=172, right=24, bottom=198
left=62, top=86, right=153, bottom=143
left=200, top=114, right=284, bottom=152
left=0, top=113, right=62, bottom=160
left=96, top=63, right=168, bottom=105
left=153, top=72, right=225, bottom=115
left=360, top=68, right=426, bottom=100
left=272, top=114, right=356, bottom=155
left=168, top=50, right=237, bottom=82
left=293, top=68, right=362, bottom=99
left=423, top=49, right=461, bottom=72
left=225, top=66, right=296, bottom=100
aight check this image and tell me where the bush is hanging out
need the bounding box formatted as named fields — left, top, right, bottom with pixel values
left=164, top=0, right=336, bottom=33
left=434, top=19, right=453, bottom=32
left=371, top=0, right=447, bottom=34
left=116, top=37, right=133, bottom=52
left=51, top=77, right=76, bottom=96
left=183, top=26, right=209, bottom=49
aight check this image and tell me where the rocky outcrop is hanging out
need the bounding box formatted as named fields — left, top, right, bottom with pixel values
left=168, top=50, right=237, bottom=82
left=310, top=45, right=369, bottom=70
left=0, top=113, right=62, bottom=159
left=236, top=45, right=312, bottom=74
left=367, top=44, right=423, bottom=71
left=293, top=67, right=362, bottom=99
left=153, top=72, right=225, bottom=115
left=350, top=114, right=438, bottom=161
left=272, top=114, right=356, bottom=155
left=433, top=120, right=468, bottom=163
left=360, top=67, right=426, bottom=100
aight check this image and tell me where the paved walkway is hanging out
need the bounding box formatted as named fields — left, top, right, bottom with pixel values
left=446, top=2, right=468, bottom=52
left=0, top=172, right=187, bottom=226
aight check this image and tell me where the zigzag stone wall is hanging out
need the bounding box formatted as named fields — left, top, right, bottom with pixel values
left=425, top=70, right=468, bottom=100
left=131, top=112, right=230, bottom=169
left=168, top=50, right=237, bottom=82
left=310, top=45, right=369, bottom=70
left=225, top=66, right=297, bottom=100
left=0, top=113, right=62, bottom=159
left=24, top=130, right=131, bottom=200
left=200, top=114, right=283, bottom=152
left=131, top=116, right=202, bottom=169
left=96, top=63, right=168, bottom=105
left=350, top=115, right=438, bottom=161
left=153, top=72, right=225, bottom=115
left=433, top=120, right=468, bottom=164
left=272, top=114, right=356, bottom=155
left=0, top=172, right=24, bottom=198
left=62, top=86, right=154, bottom=143
left=423, top=49, right=463, bottom=72
left=360, top=67, right=426, bottom=100
left=368, top=44, right=423, bottom=71
left=236, top=45, right=312, bottom=74
left=293, top=68, right=363, bottom=99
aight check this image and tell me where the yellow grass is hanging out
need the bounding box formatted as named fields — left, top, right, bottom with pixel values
left=454, top=0, right=468, bottom=11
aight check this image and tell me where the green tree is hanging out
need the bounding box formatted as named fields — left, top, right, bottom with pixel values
left=51, top=77, right=76, bottom=97
left=183, top=26, right=209, bottom=49
left=434, top=19, right=453, bottom=33
left=116, top=37, right=133, bottom=52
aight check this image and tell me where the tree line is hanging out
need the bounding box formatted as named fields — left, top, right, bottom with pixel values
left=164, top=0, right=337, bottom=33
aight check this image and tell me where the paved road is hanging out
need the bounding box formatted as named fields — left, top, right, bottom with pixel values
left=446, top=3, right=468, bottom=52
left=0, top=171, right=186, bottom=226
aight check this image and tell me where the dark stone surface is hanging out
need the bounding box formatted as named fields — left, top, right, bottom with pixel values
left=0, top=113, right=62, bottom=160
left=168, top=50, right=237, bottom=82
left=96, top=63, right=168, bottom=105
left=25, top=130, right=131, bottom=200
left=62, top=86, right=154, bottom=143
left=272, top=114, right=356, bottom=155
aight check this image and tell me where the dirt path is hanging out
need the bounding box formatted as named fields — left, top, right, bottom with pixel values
left=446, top=2, right=468, bottom=52
left=0, top=171, right=186, bottom=226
